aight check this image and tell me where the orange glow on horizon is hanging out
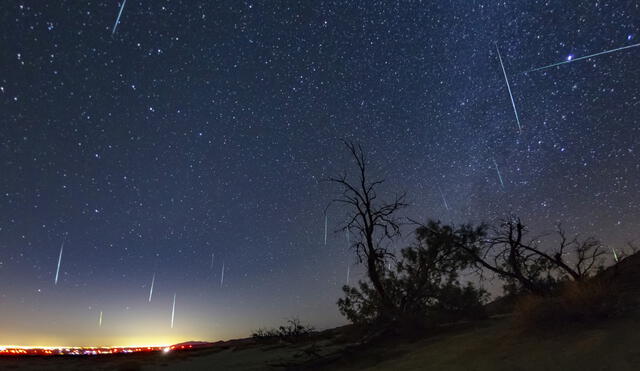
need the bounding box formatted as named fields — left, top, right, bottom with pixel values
left=0, top=334, right=194, bottom=349
left=0, top=343, right=195, bottom=356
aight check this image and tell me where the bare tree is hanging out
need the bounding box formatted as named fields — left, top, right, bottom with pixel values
left=329, top=141, right=407, bottom=317
left=551, top=225, right=607, bottom=280
left=440, top=218, right=606, bottom=295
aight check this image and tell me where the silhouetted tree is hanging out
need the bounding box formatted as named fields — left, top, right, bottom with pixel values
left=329, top=141, right=407, bottom=319
left=422, top=218, right=607, bottom=296
left=338, top=222, right=487, bottom=326
left=391, top=223, right=484, bottom=321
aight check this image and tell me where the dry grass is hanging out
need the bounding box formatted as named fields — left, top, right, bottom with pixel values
left=513, top=278, right=620, bottom=331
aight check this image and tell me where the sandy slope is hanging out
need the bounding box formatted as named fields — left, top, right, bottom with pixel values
left=322, top=314, right=640, bottom=371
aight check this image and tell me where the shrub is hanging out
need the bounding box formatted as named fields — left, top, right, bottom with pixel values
left=251, top=318, right=315, bottom=343
left=513, top=278, right=620, bottom=330
left=337, top=281, right=383, bottom=325
left=427, top=282, right=489, bottom=323
left=251, top=327, right=279, bottom=340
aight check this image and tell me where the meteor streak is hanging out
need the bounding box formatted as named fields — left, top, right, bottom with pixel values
left=220, top=262, right=225, bottom=288
left=527, top=42, right=640, bottom=73
left=324, top=213, right=328, bottom=245
left=346, top=229, right=350, bottom=248
left=612, top=247, right=619, bottom=263
left=438, top=186, right=450, bottom=211
left=346, top=265, right=350, bottom=285
left=148, top=273, right=155, bottom=302
left=111, top=0, right=127, bottom=35
left=54, top=239, right=64, bottom=285
left=171, top=293, right=176, bottom=329
left=495, top=43, right=522, bottom=133
left=492, top=158, right=505, bottom=188
left=98, top=311, right=103, bottom=328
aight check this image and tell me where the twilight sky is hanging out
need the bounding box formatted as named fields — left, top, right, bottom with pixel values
left=1, top=1, right=639, bottom=346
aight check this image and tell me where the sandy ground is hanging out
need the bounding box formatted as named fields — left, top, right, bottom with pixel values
left=320, top=315, right=640, bottom=371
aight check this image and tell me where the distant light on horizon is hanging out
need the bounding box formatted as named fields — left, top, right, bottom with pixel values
left=1, top=0, right=638, bottom=349
left=0, top=343, right=195, bottom=356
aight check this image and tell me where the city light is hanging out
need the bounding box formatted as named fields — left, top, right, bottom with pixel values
left=0, top=344, right=193, bottom=356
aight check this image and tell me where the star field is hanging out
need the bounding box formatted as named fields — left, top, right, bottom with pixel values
left=0, top=1, right=639, bottom=346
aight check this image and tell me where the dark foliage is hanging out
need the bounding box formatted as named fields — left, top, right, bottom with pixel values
left=337, top=223, right=488, bottom=327
left=251, top=318, right=315, bottom=343
left=421, top=218, right=607, bottom=296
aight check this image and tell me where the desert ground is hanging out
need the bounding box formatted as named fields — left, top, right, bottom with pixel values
left=2, top=310, right=640, bottom=371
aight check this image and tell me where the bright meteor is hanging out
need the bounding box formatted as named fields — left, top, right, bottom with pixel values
left=495, top=43, right=522, bottom=133
left=527, top=42, right=640, bottom=73
left=54, top=239, right=64, bottom=285
left=111, top=0, right=127, bottom=35
left=170, top=293, right=176, bottom=329
left=148, top=273, right=155, bottom=303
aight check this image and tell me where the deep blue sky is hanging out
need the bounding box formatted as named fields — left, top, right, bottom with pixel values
left=1, top=1, right=639, bottom=346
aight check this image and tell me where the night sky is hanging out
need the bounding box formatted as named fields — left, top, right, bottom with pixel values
left=1, top=1, right=639, bottom=346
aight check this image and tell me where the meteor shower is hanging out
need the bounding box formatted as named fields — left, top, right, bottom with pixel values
left=1, top=1, right=640, bottom=370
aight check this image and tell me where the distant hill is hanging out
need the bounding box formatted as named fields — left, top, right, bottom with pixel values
left=171, top=341, right=218, bottom=349
left=171, top=337, right=256, bottom=350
